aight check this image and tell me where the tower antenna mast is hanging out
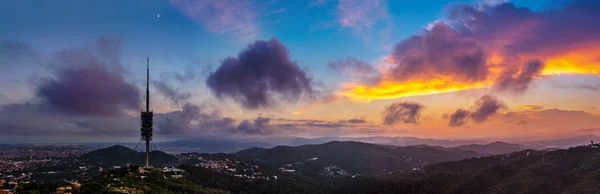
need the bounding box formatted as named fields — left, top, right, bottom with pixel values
left=141, top=57, right=154, bottom=168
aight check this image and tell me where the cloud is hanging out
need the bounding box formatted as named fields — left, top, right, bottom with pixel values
left=200, top=117, right=236, bottom=130
left=161, top=65, right=199, bottom=84
left=346, top=118, right=366, bottom=124
left=337, top=0, right=600, bottom=101
left=275, top=118, right=327, bottom=123
left=495, top=60, right=544, bottom=93
left=169, top=0, right=258, bottom=39
left=329, top=57, right=380, bottom=77
left=36, top=37, right=139, bottom=116
left=206, top=38, right=315, bottom=109
left=0, top=102, right=137, bottom=136
left=152, top=80, right=191, bottom=105
left=447, top=95, right=506, bottom=126
left=518, top=105, right=544, bottom=111
left=234, top=117, right=273, bottom=135
left=552, top=83, right=600, bottom=91
left=470, top=95, right=506, bottom=123
left=449, top=109, right=470, bottom=127
left=337, top=0, right=391, bottom=40
left=156, top=103, right=201, bottom=135
left=389, top=23, right=489, bottom=82
left=497, top=108, right=600, bottom=132
left=381, top=101, right=423, bottom=125
left=308, top=0, right=332, bottom=7
left=0, top=40, right=39, bottom=65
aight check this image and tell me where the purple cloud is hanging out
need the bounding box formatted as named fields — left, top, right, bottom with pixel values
left=36, top=37, right=139, bottom=116
left=447, top=95, right=506, bottom=126
left=449, top=109, right=470, bottom=127
left=495, top=60, right=544, bottom=93
left=470, top=95, right=506, bottom=123
left=381, top=101, right=424, bottom=125
left=206, top=38, right=314, bottom=109
left=234, top=117, right=273, bottom=135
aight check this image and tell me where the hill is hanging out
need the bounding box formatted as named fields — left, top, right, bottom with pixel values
left=80, top=145, right=178, bottom=167
left=454, top=141, right=531, bottom=155
left=234, top=141, right=482, bottom=175
left=335, top=144, right=600, bottom=194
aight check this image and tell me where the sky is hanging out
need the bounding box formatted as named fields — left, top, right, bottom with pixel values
left=1, top=0, right=600, bottom=143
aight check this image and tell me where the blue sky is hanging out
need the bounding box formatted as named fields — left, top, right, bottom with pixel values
left=3, top=0, right=600, bottom=143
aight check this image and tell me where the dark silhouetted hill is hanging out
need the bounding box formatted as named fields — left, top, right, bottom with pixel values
left=235, top=141, right=482, bottom=174
left=335, top=144, right=600, bottom=194
left=80, top=145, right=178, bottom=167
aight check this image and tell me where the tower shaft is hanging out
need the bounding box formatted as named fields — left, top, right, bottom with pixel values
left=146, top=139, right=150, bottom=168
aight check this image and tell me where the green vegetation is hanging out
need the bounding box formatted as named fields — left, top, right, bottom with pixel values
left=16, top=142, right=600, bottom=194
left=335, top=145, right=600, bottom=194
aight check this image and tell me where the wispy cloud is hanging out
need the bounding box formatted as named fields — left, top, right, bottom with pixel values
left=169, top=0, right=259, bottom=40
left=337, top=0, right=392, bottom=41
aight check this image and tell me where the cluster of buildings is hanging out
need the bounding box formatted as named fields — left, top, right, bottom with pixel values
left=178, top=153, right=276, bottom=180
left=0, top=145, right=88, bottom=173
left=321, top=165, right=349, bottom=177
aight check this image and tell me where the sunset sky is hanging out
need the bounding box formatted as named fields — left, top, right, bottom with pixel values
left=1, top=0, right=600, bottom=143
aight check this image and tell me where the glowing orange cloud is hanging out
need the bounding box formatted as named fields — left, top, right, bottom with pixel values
left=337, top=55, right=600, bottom=102
left=340, top=77, right=492, bottom=101
left=539, top=47, right=600, bottom=76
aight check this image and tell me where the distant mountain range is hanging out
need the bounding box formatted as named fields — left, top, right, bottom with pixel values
left=453, top=141, right=535, bottom=155
left=234, top=141, right=482, bottom=174
left=153, top=134, right=600, bottom=154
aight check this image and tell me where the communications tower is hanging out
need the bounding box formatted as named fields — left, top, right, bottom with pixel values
left=141, top=57, right=154, bottom=168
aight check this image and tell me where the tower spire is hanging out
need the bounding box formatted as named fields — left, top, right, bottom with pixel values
left=146, top=57, right=150, bottom=112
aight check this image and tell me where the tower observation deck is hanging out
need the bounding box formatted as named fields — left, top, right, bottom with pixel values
left=141, top=57, right=153, bottom=168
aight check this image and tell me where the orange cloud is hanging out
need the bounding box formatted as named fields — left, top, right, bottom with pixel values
left=335, top=1, right=600, bottom=102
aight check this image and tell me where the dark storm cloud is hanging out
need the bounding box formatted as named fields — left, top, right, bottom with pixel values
left=152, top=80, right=192, bottom=105
left=470, top=95, right=506, bottom=123
left=449, top=109, right=470, bottom=127
left=388, top=22, right=489, bottom=82
left=329, top=57, right=379, bottom=77
left=381, top=101, right=424, bottom=125
left=495, top=60, right=544, bottom=93
left=206, top=37, right=314, bottom=109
